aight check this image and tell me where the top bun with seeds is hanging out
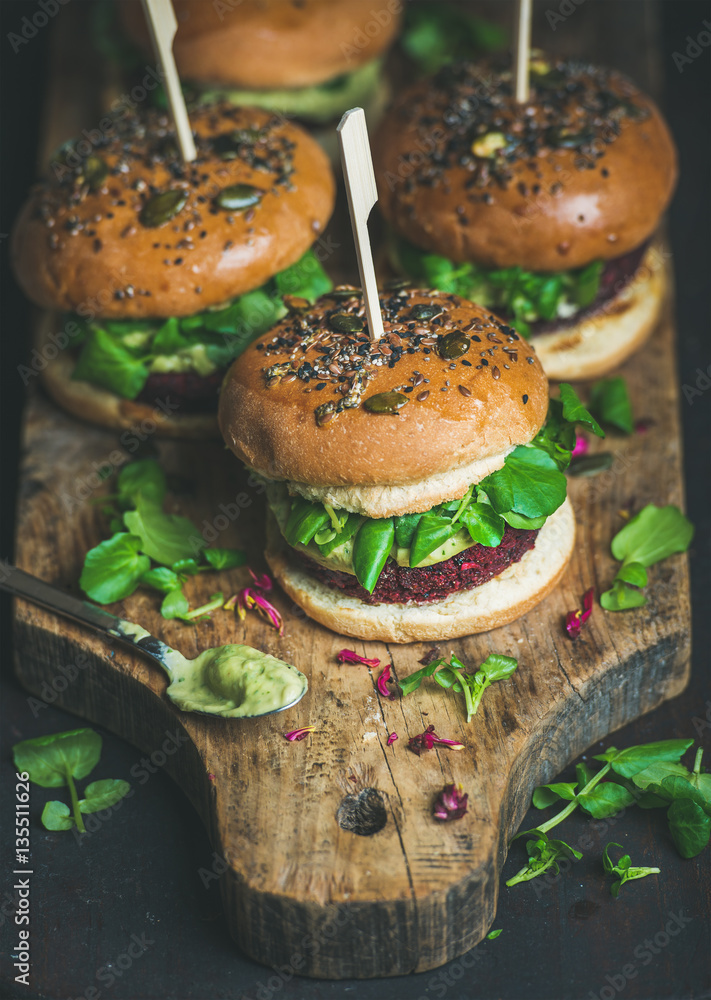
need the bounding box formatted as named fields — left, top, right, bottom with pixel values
left=219, top=285, right=549, bottom=497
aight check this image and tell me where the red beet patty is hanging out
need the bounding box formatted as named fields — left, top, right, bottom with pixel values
left=135, top=367, right=226, bottom=410
left=296, top=524, right=539, bottom=605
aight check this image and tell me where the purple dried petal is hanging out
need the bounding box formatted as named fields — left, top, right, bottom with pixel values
left=336, top=649, right=381, bottom=668
left=408, top=725, right=465, bottom=755
left=572, top=433, right=589, bottom=458
left=376, top=664, right=395, bottom=698
left=387, top=732, right=398, bottom=746
left=433, top=783, right=468, bottom=822
left=418, top=646, right=441, bottom=666
left=283, top=726, right=314, bottom=742
left=249, top=567, right=273, bottom=592
left=241, top=587, right=284, bottom=635
left=566, top=587, right=595, bottom=639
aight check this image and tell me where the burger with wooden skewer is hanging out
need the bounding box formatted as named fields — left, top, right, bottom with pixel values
left=11, top=0, right=336, bottom=438
left=218, top=109, right=604, bottom=643
left=372, top=2, right=677, bottom=381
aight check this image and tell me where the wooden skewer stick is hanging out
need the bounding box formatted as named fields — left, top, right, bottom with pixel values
left=141, top=0, right=196, bottom=162
left=514, top=0, right=533, bottom=104
left=337, top=108, right=384, bottom=343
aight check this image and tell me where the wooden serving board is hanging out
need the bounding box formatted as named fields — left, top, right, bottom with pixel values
left=13, top=287, right=691, bottom=979
left=12, top=0, right=690, bottom=981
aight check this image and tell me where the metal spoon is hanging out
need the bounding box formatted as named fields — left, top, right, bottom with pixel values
left=2, top=565, right=307, bottom=719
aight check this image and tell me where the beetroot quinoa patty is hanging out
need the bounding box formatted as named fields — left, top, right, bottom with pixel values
left=296, top=524, right=539, bottom=606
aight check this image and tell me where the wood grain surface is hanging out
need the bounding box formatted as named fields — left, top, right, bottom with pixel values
left=8, top=0, right=695, bottom=983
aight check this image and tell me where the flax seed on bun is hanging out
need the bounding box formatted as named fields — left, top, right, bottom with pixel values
left=11, top=103, right=334, bottom=318
left=219, top=288, right=548, bottom=495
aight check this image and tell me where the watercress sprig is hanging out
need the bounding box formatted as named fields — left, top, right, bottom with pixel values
left=600, top=505, right=694, bottom=610
left=399, top=652, right=518, bottom=722
left=12, top=728, right=129, bottom=833
left=80, top=458, right=245, bottom=620
left=602, top=843, right=660, bottom=897
left=506, top=831, right=582, bottom=887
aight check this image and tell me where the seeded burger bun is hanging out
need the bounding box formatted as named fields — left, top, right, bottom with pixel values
left=11, top=103, right=335, bottom=438
left=119, top=0, right=401, bottom=91
left=374, top=58, right=677, bottom=380
left=219, top=288, right=575, bottom=642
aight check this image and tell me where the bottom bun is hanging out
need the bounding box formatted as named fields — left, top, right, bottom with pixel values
left=533, top=245, right=667, bottom=382
left=266, top=498, right=575, bottom=643
left=38, top=316, right=219, bottom=440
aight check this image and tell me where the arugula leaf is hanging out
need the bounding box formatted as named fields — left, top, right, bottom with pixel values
left=601, top=505, right=694, bottom=611
left=610, top=505, right=695, bottom=568
left=394, top=511, right=424, bottom=549
left=600, top=579, right=648, bottom=611
left=532, top=782, right=578, bottom=809
left=203, top=547, right=246, bottom=570
left=352, top=518, right=395, bottom=594
left=410, top=513, right=461, bottom=566
left=79, top=778, right=130, bottom=814
left=124, top=500, right=203, bottom=566
left=72, top=326, right=150, bottom=399
left=602, top=842, right=660, bottom=897
left=577, top=782, right=636, bottom=818
left=460, top=502, right=506, bottom=546
left=506, top=831, right=582, bottom=886
left=80, top=533, right=150, bottom=604
left=42, top=801, right=75, bottom=831
left=589, top=377, right=634, bottom=434
left=13, top=728, right=104, bottom=834
left=117, top=459, right=166, bottom=507
left=402, top=1, right=507, bottom=74
left=161, top=589, right=190, bottom=619
left=667, top=799, right=711, bottom=858
left=398, top=658, right=447, bottom=697
left=558, top=384, right=604, bottom=437
left=273, top=249, right=333, bottom=301
left=482, top=446, right=567, bottom=518
left=140, top=566, right=182, bottom=593
left=14, top=729, right=102, bottom=788
left=593, top=739, right=694, bottom=779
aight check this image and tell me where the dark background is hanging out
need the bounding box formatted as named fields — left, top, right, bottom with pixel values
left=1, top=2, right=709, bottom=998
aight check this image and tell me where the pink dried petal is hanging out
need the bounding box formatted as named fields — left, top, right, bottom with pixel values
left=248, top=567, right=273, bottom=592
left=572, top=433, right=589, bottom=458
left=408, top=725, right=464, bottom=755
left=387, top=732, right=398, bottom=746
left=433, top=737, right=466, bottom=750
left=208, top=773, right=215, bottom=781
left=433, top=783, right=468, bottom=822
left=336, top=649, right=380, bottom=668
left=376, top=664, right=395, bottom=698
left=241, top=588, right=284, bottom=636
left=566, top=588, right=594, bottom=639
left=283, top=726, right=314, bottom=742
left=635, top=420, right=652, bottom=434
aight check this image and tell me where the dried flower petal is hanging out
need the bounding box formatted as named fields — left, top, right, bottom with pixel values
left=572, top=433, right=589, bottom=458
left=223, top=594, right=238, bottom=611
left=376, top=663, right=395, bottom=698
left=239, top=587, right=284, bottom=635
left=283, top=726, right=315, bottom=742
left=433, top=783, right=469, bottom=821
left=408, top=725, right=465, bottom=755
left=566, top=587, right=595, bottom=640
left=387, top=732, right=398, bottom=746
left=418, top=646, right=441, bottom=666
left=249, top=567, right=273, bottom=592
left=336, top=648, right=380, bottom=668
